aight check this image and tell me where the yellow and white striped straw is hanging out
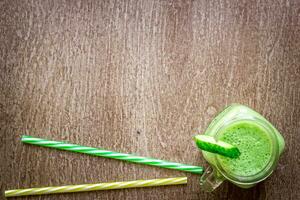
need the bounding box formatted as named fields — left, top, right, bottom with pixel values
left=5, top=177, right=187, bottom=197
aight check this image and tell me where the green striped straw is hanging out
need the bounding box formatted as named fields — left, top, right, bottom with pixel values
left=21, top=135, right=203, bottom=174
left=5, top=177, right=187, bottom=197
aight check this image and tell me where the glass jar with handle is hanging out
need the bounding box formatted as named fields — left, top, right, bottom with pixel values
left=200, top=104, right=285, bottom=192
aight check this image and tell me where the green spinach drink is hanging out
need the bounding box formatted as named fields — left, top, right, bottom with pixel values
left=217, top=121, right=272, bottom=177
left=199, top=104, right=285, bottom=192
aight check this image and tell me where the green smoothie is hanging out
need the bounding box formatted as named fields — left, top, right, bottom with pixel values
left=217, top=121, right=273, bottom=177
left=200, top=104, right=284, bottom=191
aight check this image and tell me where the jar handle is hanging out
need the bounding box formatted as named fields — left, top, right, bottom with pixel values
left=200, top=166, right=224, bottom=192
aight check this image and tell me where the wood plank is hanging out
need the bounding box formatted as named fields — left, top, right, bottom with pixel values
left=1, top=0, right=299, bottom=199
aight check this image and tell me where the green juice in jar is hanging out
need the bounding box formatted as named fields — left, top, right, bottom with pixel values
left=200, top=104, right=285, bottom=191
left=217, top=121, right=273, bottom=177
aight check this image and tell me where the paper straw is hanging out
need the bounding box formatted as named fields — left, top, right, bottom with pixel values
left=21, top=135, right=203, bottom=174
left=5, top=177, right=187, bottom=197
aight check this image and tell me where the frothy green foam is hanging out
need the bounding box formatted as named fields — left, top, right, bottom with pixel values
left=217, top=121, right=272, bottom=177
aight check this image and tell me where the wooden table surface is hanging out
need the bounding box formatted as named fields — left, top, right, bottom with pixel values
left=1, top=0, right=299, bottom=199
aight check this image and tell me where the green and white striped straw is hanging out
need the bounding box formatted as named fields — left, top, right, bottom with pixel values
left=21, top=135, right=203, bottom=174
left=5, top=177, right=187, bottom=197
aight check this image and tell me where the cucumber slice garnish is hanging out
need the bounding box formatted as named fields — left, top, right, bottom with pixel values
left=194, top=135, right=240, bottom=158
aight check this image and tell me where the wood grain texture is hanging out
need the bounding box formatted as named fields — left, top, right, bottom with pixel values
left=1, top=0, right=299, bottom=199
